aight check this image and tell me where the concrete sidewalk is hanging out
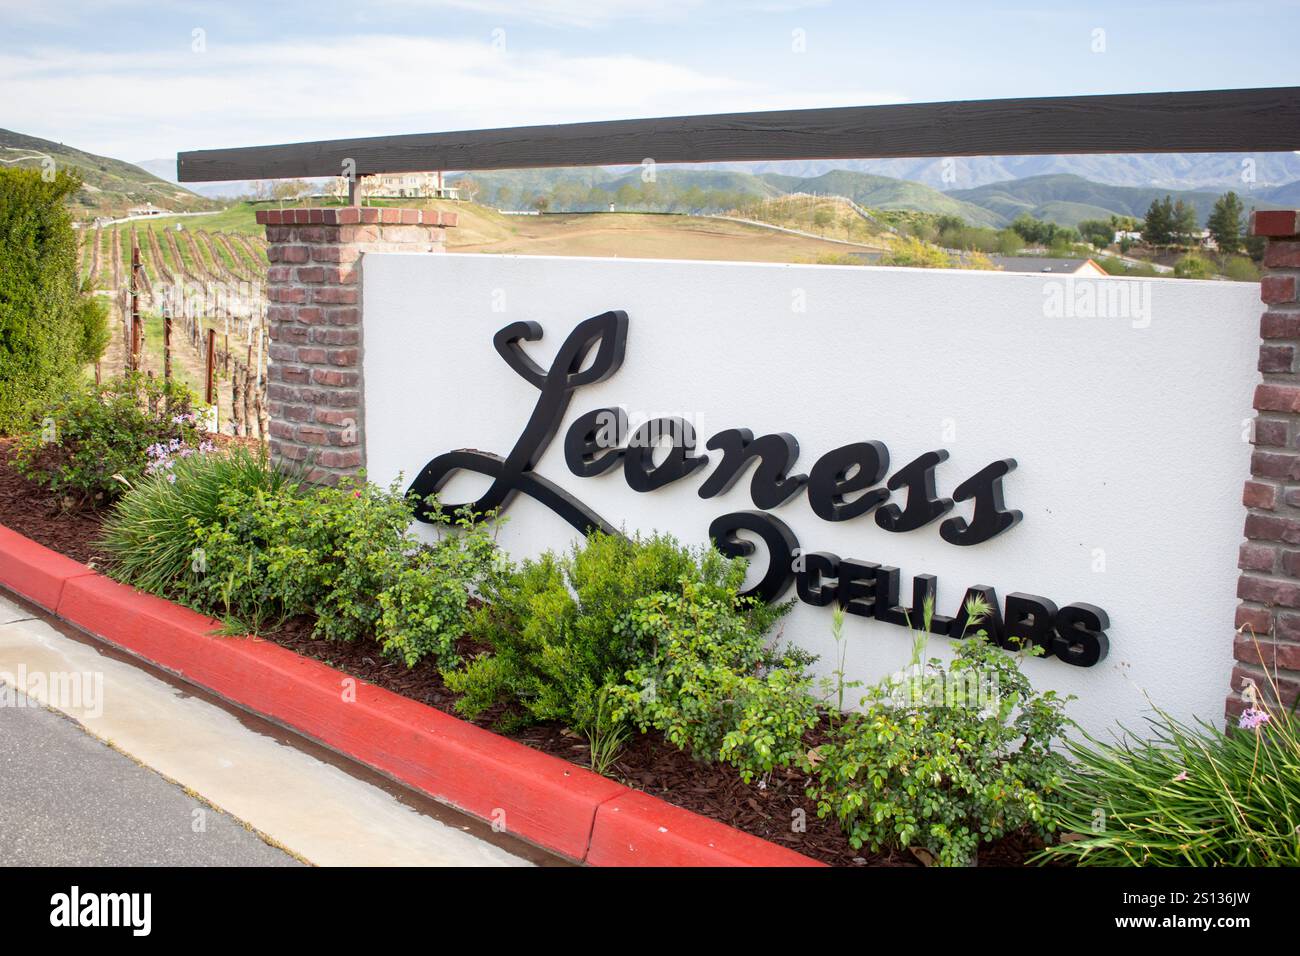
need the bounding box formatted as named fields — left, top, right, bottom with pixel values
left=0, top=590, right=549, bottom=867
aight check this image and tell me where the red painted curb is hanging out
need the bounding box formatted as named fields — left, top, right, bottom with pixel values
left=1, top=522, right=823, bottom=867
left=589, top=790, right=823, bottom=868
left=0, top=525, right=95, bottom=611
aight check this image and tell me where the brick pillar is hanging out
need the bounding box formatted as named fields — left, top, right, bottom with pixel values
left=256, top=206, right=455, bottom=484
left=1233, top=209, right=1300, bottom=721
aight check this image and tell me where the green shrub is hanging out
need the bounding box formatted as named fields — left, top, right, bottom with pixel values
left=445, top=532, right=771, bottom=736
left=0, top=168, right=101, bottom=432
left=807, top=598, right=1070, bottom=866
left=180, top=476, right=411, bottom=638
left=168, top=473, right=497, bottom=663
left=376, top=508, right=500, bottom=669
left=1038, top=696, right=1300, bottom=867
left=1173, top=253, right=1215, bottom=279
left=73, top=289, right=112, bottom=365
left=14, top=373, right=206, bottom=507
left=609, top=579, right=809, bottom=781
left=98, top=446, right=295, bottom=596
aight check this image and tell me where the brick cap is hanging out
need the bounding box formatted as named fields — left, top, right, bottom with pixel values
left=255, top=207, right=458, bottom=227
left=1251, top=209, right=1300, bottom=239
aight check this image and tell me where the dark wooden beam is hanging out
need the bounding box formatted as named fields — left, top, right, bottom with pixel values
left=177, top=87, right=1300, bottom=182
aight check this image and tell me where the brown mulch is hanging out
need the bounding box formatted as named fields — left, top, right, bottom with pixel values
left=0, top=441, right=1048, bottom=867
left=0, top=439, right=109, bottom=566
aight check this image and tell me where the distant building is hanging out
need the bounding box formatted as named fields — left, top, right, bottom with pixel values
left=358, top=171, right=460, bottom=200
left=990, top=256, right=1109, bottom=277
left=128, top=203, right=169, bottom=217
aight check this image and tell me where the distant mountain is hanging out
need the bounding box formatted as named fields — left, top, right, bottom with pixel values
left=702, top=152, right=1300, bottom=191
left=948, top=173, right=1290, bottom=228
left=0, top=132, right=218, bottom=219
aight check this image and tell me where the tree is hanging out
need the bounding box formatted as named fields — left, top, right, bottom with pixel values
left=0, top=168, right=96, bottom=430
left=1077, top=219, right=1114, bottom=248
left=457, top=176, right=480, bottom=204
left=1206, top=191, right=1245, bottom=255
left=1142, top=196, right=1174, bottom=246
left=531, top=195, right=550, bottom=213
left=1172, top=200, right=1199, bottom=247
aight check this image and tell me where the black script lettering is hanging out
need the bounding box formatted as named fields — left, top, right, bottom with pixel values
left=564, top=406, right=627, bottom=477
left=698, top=429, right=807, bottom=508
left=806, top=441, right=890, bottom=522
left=406, top=311, right=628, bottom=534
left=940, top=459, right=1023, bottom=546
left=875, top=450, right=954, bottom=533
left=625, top=417, right=709, bottom=492
left=709, top=510, right=798, bottom=603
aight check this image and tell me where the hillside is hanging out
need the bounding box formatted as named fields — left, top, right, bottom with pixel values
left=760, top=170, right=1001, bottom=228
left=0, top=130, right=219, bottom=219
left=950, top=174, right=1232, bottom=227
left=703, top=151, right=1300, bottom=191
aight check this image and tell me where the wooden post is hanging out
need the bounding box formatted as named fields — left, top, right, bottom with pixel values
left=130, top=234, right=142, bottom=372
left=162, top=303, right=172, bottom=383
left=205, top=328, right=216, bottom=405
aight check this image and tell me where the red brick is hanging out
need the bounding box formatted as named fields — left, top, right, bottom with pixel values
left=319, top=450, right=363, bottom=468
left=1263, top=241, right=1300, bottom=269
left=296, top=425, right=329, bottom=445
left=312, top=287, right=358, bottom=305
left=1277, top=612, right=1300, bottom=640
left=1262, top=275, right=1297, bottom=304
left=1261, top=311, right=1300, bottom=339
left=1246, top=513, right=1300, bottom=545
left=310, top=327, right=360, bottom=345
left=311, top=369, right=359, bottom=387
left=337, top=207, right=360, bottom=225
left=268, top=286, right=307, bottom=304
left=1283, top=550, right=1300, bottom=577
left=1231, top=664, right=1299, bottom=707
left=327, top=307, right=360, bottom=326
left=327, top=348, right=359, bottom=366
left=1238, top=574, right=1300, bottom=606
left=297, top=347, right=327, bottom=364
left=296, top=307, right=326, bottom=326
left=1249, top=450, right=1300, bottom=481
left=1259, top=344, right=1295, bottom=373
left=1252, top=210, right=1300, bottom=238
left=1243, top=480, right=1280, bottom=509
left=1239, top=542, right=1277, bottom=571
left=295, top=266, right=326, bottom=284
left=1236, top=604, right=1274, bottom=632
left=1254, top=383, right=1300, bottom=413
left=1234, top=636, right=1300, bottom=671
left=1254, top=417, right=1288, bottom=447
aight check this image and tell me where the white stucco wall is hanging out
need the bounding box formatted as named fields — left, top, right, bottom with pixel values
left=361, top=252, right=1259, bottom=738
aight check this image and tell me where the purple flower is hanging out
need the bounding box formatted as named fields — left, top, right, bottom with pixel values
left=1239, top=708, right=1272, bottom=731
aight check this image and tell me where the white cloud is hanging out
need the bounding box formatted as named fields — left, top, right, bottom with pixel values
left=0, top=34, right=898, bottom=164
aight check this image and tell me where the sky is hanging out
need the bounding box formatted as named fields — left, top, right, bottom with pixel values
left=1, top=0, right=1297, bottom=164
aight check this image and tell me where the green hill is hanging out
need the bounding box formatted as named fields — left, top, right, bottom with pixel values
left=0, top=129, right=219, bottom=220
left=761, top=170, right=1002, bottom=228
left=949, top=174, right=1225, bottom=227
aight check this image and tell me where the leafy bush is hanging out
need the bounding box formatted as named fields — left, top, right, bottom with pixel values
left=1039, top=694, right=1300, bottom=867
left=445, top=532, right=772, bottom=736
left=98, top=446, right=295, bottom=595
left=164, top=471, right=496, bottom=665
left=376, top=508, right=499, bottom=669
left=807, top=598, right=1070, bottom=866
left=0, top=168, right=105, bottom=432
left=609, top=579, right=808, bottom=781
left=15, top=373, right=206, bottom=507
left=1174, top=253, right=1215, bottom=279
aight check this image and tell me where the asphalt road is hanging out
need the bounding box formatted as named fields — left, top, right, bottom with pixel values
left=0, top=693, right=300, bottom=867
